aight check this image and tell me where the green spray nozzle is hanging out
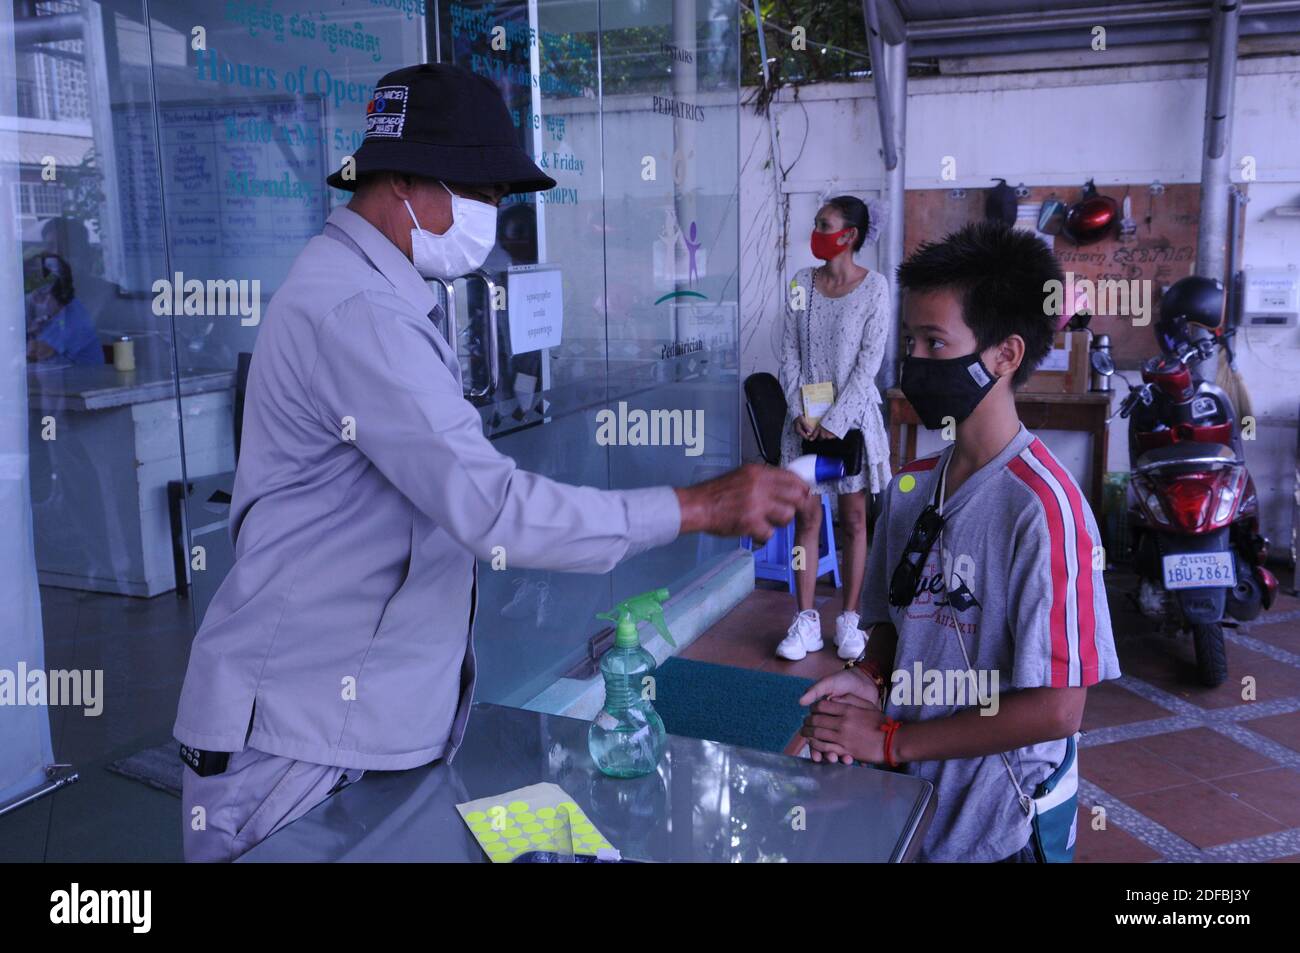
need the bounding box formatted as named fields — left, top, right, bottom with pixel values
left=596, top=587, right=675, bottom=648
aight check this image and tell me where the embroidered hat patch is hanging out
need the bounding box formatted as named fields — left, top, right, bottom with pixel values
left=365, top=85, right=409, bottom=139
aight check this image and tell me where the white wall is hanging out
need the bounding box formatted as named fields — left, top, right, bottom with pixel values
left=740, top=55, right=1300, bottom=548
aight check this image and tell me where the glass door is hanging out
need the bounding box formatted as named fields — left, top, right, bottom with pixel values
left=437, top=0, right=616, bottom=706
left=437, top=0, right=742, bottom=707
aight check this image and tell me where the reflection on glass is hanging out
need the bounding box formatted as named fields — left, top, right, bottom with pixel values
left=3, top=0, right=194, bottom=855
left=551, top=803, right=577, bottom=862
left=688, top=743, right=798, bottom=863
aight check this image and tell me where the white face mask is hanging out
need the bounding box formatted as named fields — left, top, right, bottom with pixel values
left=405, top=181, right=498, bottom=280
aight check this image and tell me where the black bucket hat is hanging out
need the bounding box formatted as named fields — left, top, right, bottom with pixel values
left=326, top=63, right=556, bottom=195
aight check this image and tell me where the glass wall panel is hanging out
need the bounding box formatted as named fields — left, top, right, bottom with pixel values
left=598, top=0, right=742, bottom=607
left=436, top=0, right=615, bottom=705
left=1, top=0, right=188, bottom=860
left=437, top=0, right=741, bottom=705
left=141, top=2, right=428, bottom=624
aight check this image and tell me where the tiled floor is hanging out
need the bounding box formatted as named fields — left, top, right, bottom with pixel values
left=685, top=561, right=1300, bottom=863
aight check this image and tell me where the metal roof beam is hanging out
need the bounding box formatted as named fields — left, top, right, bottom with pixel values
left=863, top=0, right=900, bottom=170
left=905, top=0, right=1300, bottom=39
left=875, top=0, right=907, bottom=44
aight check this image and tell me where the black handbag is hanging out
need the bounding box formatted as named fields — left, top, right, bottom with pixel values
left=801, top=428, right=864, bottom=478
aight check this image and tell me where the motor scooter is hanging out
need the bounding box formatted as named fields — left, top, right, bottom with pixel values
left=1095, top=277, right=1278, bottom=686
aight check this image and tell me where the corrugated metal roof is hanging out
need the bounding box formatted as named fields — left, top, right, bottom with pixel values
left=0, top=132, right=94, bottom=168
left=889, top=0, right=1300, bottom=59
left=898, top=0, right=1128, bottom=17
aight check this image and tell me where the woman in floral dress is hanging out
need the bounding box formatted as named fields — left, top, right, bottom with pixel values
left=777, top=195, right=892, bottom=662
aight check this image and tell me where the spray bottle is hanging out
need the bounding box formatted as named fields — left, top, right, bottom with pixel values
left=588, top=588, right=675, bottom=778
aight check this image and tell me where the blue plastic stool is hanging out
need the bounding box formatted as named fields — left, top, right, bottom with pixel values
left=742, top=494, right=840, bottom=593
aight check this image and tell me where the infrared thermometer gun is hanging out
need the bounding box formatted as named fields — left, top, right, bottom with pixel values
left=784, top=454, right=846, bottom=488
left=785, top=426, right=862, bottom=487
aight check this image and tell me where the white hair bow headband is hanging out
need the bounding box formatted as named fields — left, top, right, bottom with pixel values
left=815, top=190, right=889, bottom=244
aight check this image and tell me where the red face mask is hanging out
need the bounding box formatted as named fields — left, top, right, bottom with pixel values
left=811, top=227, right=853, bottom=261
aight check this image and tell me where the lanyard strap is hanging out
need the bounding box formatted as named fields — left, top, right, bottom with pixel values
left=936, top=452, right=1034, bottom=819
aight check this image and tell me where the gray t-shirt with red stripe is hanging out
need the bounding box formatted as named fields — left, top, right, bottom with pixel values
left=860, top=424, right=1120, bottom=862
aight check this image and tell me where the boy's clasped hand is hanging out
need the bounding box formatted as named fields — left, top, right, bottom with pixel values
left=799, top=668, right=892, bottom=765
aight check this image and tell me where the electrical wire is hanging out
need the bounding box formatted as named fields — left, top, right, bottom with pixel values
left=735, top=1, right=850, bottom=377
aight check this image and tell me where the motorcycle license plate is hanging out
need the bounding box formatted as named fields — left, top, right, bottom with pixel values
left=1162, top=552, right=1237, bottom=590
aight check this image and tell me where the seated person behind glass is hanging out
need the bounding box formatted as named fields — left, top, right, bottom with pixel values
left=25, top=252, right=103, bottom=366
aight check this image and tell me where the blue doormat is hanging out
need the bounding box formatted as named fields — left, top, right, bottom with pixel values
left=652, top=658, right=813, bottom=754
left=107, top=742, right=182, bottom=797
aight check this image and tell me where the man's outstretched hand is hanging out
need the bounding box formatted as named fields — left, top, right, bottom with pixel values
left=675, top=463, right=809, bottom=543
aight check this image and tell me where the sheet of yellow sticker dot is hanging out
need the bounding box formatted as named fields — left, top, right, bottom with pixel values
left=456, top=783, right=616, bottom=863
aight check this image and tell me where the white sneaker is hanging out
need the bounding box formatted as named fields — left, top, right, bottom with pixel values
left=777, top=610, right=823, bottom=660
left=834, top=611, right=866, bottom=660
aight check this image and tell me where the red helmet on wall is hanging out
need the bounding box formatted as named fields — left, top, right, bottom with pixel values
left=1064, top=180, right=1119, bottom=245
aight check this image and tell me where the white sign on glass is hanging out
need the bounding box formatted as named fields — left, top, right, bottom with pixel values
left=507, top=266, right=564, bottom=354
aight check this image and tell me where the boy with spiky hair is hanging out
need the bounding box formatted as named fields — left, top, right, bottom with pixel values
left=800, top=222, right=1121, bottom=862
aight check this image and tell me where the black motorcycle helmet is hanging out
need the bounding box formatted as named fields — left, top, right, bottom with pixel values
left=1155, top=275, right=1223, bottom=355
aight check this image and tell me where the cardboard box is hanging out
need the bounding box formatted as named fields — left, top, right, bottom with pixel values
left=1023, top=330, right=1090, bottom=394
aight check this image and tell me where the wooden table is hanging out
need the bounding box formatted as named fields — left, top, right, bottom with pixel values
left=885, top=388, right=1112, bottom=513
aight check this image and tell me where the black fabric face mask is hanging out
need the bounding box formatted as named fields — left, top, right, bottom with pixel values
left=900, top=352, right=998, bottom=430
